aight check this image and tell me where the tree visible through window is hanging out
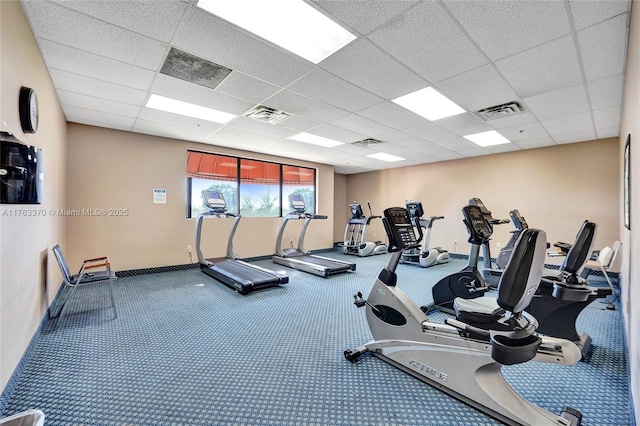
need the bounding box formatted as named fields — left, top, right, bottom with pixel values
left=187, top=151, right=316, bottom=218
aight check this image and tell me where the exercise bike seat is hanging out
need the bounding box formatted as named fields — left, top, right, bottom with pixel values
left=454, top=297, right=505, bottom=324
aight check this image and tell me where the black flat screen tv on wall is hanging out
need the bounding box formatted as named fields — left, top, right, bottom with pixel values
left=0, top=131, right=43, bottom=204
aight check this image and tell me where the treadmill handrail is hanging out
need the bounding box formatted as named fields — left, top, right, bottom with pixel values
left=274, top=211, right=327, bottom=257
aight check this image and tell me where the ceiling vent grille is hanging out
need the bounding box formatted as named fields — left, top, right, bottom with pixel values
left=244, top=105, right=291, bottom=125
left=477, top=101, right=525, bottom=120
left=351, top=138, right=384, bottom=147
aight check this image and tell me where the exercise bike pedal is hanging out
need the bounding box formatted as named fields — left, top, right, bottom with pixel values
left=344, top=347, right=369, bottom=363
left=560, top=406, right=582, bottom=426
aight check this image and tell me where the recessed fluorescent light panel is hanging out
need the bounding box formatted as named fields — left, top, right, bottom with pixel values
left=392, top=87, right=465, bottom=121
left=146, top=94, right=236, bottom=124
left=366, top=152, right=405, bottom=162
left=464, top=130, right=511, bottom=147
left=196, top=0, right=356, bottom=64
left=288, top=132, right=344, bottom=148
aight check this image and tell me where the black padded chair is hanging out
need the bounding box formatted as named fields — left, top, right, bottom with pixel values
left=51, top=244, right=118, bottom=326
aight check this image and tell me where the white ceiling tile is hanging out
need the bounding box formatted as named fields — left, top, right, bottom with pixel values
left=434, top=113, right=493, bottom=137
left=523, top=84, right=590, bottom=121
left=49, top=69, right=147, bottom=105
left=482, top=111, right=537, bottom=129
left=311, top=0, right=419, bottom=35
left=329, top=114, right=395, bottom=137
left=587, top=74, right=624, bottom=111
left=215, top=72, right=282, bottom=104
left=172, top=8, right=314, bottom=87
left=514, top=137, right=556, bottom=150
left=499, top=121, right=550, bottom=142
left=320, top=38, right=426, bottom=99
left=150, top=73, right=255, bottom=115
left=23, top=0, right=167, bottom=70
left=443, top=0, right=571, bottom=60
left=288, top=69, right=383, bottom=112
left=304, top=124, right=366, bottom=143
left=436, top=65, right=518, bottom=112
left=593, top=106, right=621, bottom=129
left=356, top=101, right=428, bottom=130
left=51, top=0, right=186, bottom=42
left=332, top=143, right=377, bottom=156
left=596, top=126, right=620, bottom=139
left=264, top=90, right=349, bottom=122
left=368, top=1, right=487, bottom=82
left=430, top=151, right=465, bottom=161
left=206, top=127, right=282, bottom=149
left=484, top=143, right=522, bottom=154
left=67, top=116, right=133, bottom=133
left=63, top=106, right=136, bottom=128
left=229, top=117, right=298, bottom=139
left=553, top=130, right=598, bottom=144
left=58, top=90, right=141, bottom=118
left=578, top=14, right=629, bottom=81
left=38, top=40, right=155, bottom=90
left=542, top=112, right=594, bottom=136
left=278, top=115, right=321, bottom=132
left=137, top=108, right=225, bottom=134
left=402, top=120, right=469, bottom=145
left=495, top=35, right=582, bottom=98
left=459, top=147, right=492, bottom=158
left=569, top=0, right=630, bottom=30
left=375, top=130, right=439, bottom=149
left=133, top=119, right=212, bottom=142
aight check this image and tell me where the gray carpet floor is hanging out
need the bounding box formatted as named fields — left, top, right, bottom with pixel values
left=0, top=251, right=631, bottom=425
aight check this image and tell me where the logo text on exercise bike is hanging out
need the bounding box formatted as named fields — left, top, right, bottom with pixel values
left=408, top=359, right=448, bottom=382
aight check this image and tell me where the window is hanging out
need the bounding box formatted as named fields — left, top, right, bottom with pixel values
left=187, top=152, right=238, bottom=217
left=282, top=165, right=316, bottom=214
left=187, top=151, right=316, bottom=218
left=239, top=159, right=281, bottom=217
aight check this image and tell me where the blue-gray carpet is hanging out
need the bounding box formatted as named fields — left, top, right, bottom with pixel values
left=1, top=252, right=631, bottom=425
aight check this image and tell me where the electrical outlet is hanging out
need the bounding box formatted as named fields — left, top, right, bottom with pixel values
left=187, top=245, right=192, bottom=253
left=372, top=232, right=376, bottom=238
left=496, top=242, right=501, bottom=249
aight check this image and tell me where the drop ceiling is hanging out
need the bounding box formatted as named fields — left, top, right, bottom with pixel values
left=21, top=0, right=631, bottom=174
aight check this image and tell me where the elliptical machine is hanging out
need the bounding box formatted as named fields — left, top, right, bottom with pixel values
left=399, top=200, right=449, bottom=267
left=342, top=202, right=387, bottom=257
left=344, top=205, right=583, bottom=426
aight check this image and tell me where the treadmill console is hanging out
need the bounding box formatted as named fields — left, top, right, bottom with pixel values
left=202, top=190, right=227, bottom=214
left=349, top=202, right=364, bottom=219
left=289, top=194, right=307, bottom=214
left=405, top=200, right=424, bottom=219
left=462, top=204, right=492, bottom=244
left=383, top=207, right=422, bottom=251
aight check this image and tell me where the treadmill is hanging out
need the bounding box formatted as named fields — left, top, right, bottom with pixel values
left=195, top=190, right=288, bottom=294
left=273, top=194, right=356, bottom=278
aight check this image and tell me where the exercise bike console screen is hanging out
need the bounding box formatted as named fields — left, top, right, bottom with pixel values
left=463, top=205, right=492, bottom=239
left=383, top=207, right=421, bottom=250
left=349, top=203, right=364, bottom=219
left=405, top=201, right=424, bottom=219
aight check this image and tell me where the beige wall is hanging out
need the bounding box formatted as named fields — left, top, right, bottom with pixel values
left=65, top=125, right=335, bottom=271
left=0, top=1, right=67, bottom=390
left=620, top=1, right=639, bottom=422
left=345, top=138, right=619, bottom=265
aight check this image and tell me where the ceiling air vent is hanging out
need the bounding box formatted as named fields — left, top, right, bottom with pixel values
left=244, top=105, right=291, bottom=125
left=477, top=101, right=525, bottom=121
left=351, top=138, right=384, bottom=147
